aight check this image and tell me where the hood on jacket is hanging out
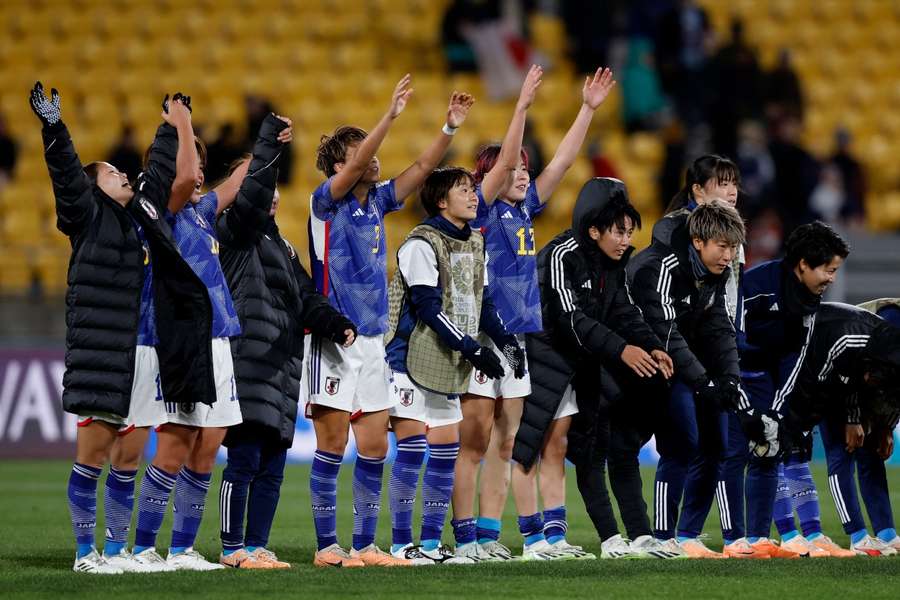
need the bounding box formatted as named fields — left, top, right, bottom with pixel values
left=572, top=177, right=629, bottom=248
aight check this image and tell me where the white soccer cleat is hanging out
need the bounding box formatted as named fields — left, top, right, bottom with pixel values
left=521, top=539, right=570, bottom=561
left=130, top=547, right=176, bottom=572
left=547, top=539, right=597, bottom=560
left=600, top=534, right=638, bottom=559
left=453, top=542, right=493, bottom=563
left=390, top=544, right=437, bottom=565
left=419, top=544, right=479, bottom=564
left=479, top=541, right=515, bottom=561
left=881, top=535, right=900, bottom=553
left=166, top=547, right=226, bottom=570
left=104, top=549, right=173, bottom=573
left=851, top=535, right=897, bottom=557
left=73, top=548, right=123, bottom=574
left=630, top=535, right=688, bottom=559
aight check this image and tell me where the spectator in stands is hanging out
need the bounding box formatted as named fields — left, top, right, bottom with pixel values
left=588, top=139, right=620, bottom=180
left=0, top=113, right=18, bottom=189
left=809, top=163, right=846, bottom=225
left=441, top=0, right=482, bottom=72
left=245, top=94, right=293, bottom=185
left=768, top=115, right=818, bottom=239
left=522, top=118, right=545, bottom=176
left=621, top=37, right=668, bottom=132
left=658, top=117, right=687, bottom=213
left=106, top=125, right=143, bottom=184
left=735, top=120, right=775, bottom=219
left=830, top=128, right=866, bottom=226
left=764, top=49, right=804, bottom=121
left=710, top=18, right=763, bottom=158
left=561, top=0, right=612, bottom=74
left=205, top=123, right=244, bottom=187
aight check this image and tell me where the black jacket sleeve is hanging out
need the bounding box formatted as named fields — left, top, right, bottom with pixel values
left=546, top=244, right=627, bottom=361
left=43, top=121, right=96, bottom=237
left=696, top=282, right=740, bottom=379
left=291, top=252, right=357, bottom=341
left=479, top=284, right=516, bottom=348
left=630, top=256, right=708, bottom=389
left=134, top=123, right=178, bottom=214
left=609, top=270, right=665, bottom=352
left=216, top=114, right=287, bottom=249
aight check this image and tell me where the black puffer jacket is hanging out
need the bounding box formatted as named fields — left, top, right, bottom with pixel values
left=626, top=209, right=739, bottom=390
left=130, top=124, right=218, bottom=405
left=512, top=178, right=665, bottom=469
left=219, top=115, right=356, bottom=447
left=43, top=120, right=173, bottom=418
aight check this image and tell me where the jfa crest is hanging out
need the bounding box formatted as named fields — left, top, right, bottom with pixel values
left=399, top=388, right=414, bottom=407
left=474, top=371, right=488, bottom=385
left=325, top=376, right=341, bottom=395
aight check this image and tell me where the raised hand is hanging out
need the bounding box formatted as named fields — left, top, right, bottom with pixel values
left=389, top=73, right=414, bottom=119
left=582, top=67, right=616, bottom=110
left=275, top=115, right=293, bottom=144
left=29, top=81, right=61, bottom=126
left=516, top=64, right=543, bottom=111
left=161, top=94, right=192, bottom=128
left=446, top=91, right=475, bottom=129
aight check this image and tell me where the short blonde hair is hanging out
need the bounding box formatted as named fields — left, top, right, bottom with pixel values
left=687, top=199, right=745, bottom=246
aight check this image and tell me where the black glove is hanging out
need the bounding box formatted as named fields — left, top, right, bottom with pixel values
left=464, top=345, right=504, bottom=380
left=500, top=339, right=526, bottom=379
left=713, top=375, right=742, bottom=410
left=322, top=313, right=357, bottom=346
left=30, top=81, right=61, bottom=127
left=695, top=379, right=722, bottom=408
left=738, top=409, right=768, bottom=446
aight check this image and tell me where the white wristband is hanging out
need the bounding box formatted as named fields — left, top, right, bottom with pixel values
left=442, top=123, right=458, bottom=136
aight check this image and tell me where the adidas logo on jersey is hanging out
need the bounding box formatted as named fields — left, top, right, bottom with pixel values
left=769, top=302, right=780, bottom=311
left=352, top=208, right=365, bottom=217
left=501, top=212, right=514, bottom=219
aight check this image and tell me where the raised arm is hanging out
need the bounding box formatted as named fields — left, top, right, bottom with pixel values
left=480, top=65, right=542, bottom=205
left=393, top=91, right=475, bottom=200
left=535, top=67, right=615, bottom=202
left=161, top=96, right=199, bottom=214
left=328, top=74, right=413, bottom=200
left=215, top=114, right=289, bottom=249
left=214, top=120, right=292, bottom=214
left=30, top=83, right=95, bottom=236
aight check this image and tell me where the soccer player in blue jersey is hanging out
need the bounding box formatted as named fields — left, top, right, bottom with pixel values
left=32, top=84, right=193, bottom=573
left=451, top=65, right=617, bottom=560
left=306, top=76, right=475, bottom=567
left=129, top=98, right=294, bottom=571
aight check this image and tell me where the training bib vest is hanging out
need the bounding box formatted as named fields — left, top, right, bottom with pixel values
left=385, top=224, right=485, bottom=394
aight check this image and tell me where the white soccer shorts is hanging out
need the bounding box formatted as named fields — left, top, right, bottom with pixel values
left=164, top=337, right=243, bottom=428
left=467, top=335, right=532, bottom=399
left=388, top=371, right=463, bottom=428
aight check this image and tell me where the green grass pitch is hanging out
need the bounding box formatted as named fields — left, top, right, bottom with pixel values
left=1, top=461, right=898, bottom=599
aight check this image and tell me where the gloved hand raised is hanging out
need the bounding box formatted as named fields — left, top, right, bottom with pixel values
left=29, top=82, right=61, bottom=127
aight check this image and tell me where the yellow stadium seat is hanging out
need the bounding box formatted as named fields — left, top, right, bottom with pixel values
left=0, top=246, right=35, bottom=294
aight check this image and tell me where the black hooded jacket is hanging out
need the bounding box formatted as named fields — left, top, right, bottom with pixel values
left=218, top=114, right=355, bottom=447
left=626, top=206, right=739, bottom=390
left=512, top=178, right=665, bottom=469
left=43, top=120, right=173, bottom=417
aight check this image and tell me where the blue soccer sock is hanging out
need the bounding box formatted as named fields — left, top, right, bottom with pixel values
left=850, top=528, right=869, bottom=544
left=352, top=454, right=386, bottom=551
left=169, top=468, right=212, bottom=554
left=68, top=463, right=102, bottom=558
left=421, top=442, right=459, bottom=548
left=133, top=464, right=178, bottom=553
left=389, top=435, right=426, bottom=552
left=781, top=529, right=801, bottom=542
left=518, top=513, right=545, bottom=547
left=543, top=506, right=567, bottom=544
left=877, top=528, right=897, bottom=542
left=310, top=450, right=342, bottom=551
left=784, top=459, right=822, bottom=538
left=476, top=517, right=501, bottom=545
left=452, top=517, right=477, bottom=547
left=103, top=467, right=137, bottom=557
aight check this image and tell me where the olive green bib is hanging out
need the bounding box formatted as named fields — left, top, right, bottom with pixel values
left=385, top=224, right=485, bottom=394
left=857, top=298, right=900, bottom=314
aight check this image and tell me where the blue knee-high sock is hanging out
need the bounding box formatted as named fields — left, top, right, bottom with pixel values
left=134, top=464, right=178, bottom=552
left=773, top=462, right=798, bottom=537
left=518, top=512, right=544, bottom=546
left=420, top=442, right=459, bottom=550
left=310, top=450, right=342, bottom=551
left=788, top=460, right=822, bottom=538
left=103, top=467, right=137, bottom=556
left=476, top=517, right=502, bottom=545
left=68, top=463, right=102, bottom=559
left=389, top=435, right=426, bottom=552
left=170, top=468, right=212, bottom=553
left=352, top=454, right=386, bottom=551
left=543, top=506, right=567, bottom=544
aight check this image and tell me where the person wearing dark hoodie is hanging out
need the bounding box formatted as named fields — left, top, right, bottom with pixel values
left=511, top=178, right=676, bottom=560
left=717, top=221, right=852, bottom=560
left=383, top=166, right=525, bottom=564
left=213, top=115, right=359, bottom=569
left=628, top=199, right=749, bottom=559
left=774, top=301, right=900, bottom=556
left=30, top=83, right=193, bottom=574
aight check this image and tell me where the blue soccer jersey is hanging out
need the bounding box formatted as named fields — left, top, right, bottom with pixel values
left=130, top=217, right=158, bottom=346
left=166, top=191, right=241, bottom=338
left=471, top=181, right=544, bottom=334
left=309, top=178, right=403, bottom=336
